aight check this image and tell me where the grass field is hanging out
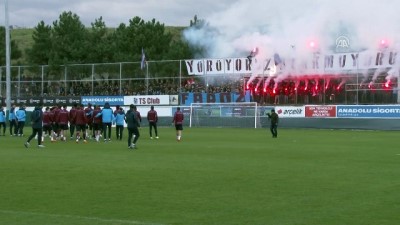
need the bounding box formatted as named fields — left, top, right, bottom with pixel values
left=0, top=127, right=399, bottom=225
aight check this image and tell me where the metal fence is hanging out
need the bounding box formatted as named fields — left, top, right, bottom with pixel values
left=1, top=60, right=399, bottom=105
left=0, top=60, right=184, bottom=97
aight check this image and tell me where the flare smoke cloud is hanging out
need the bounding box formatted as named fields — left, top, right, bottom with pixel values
left=184, top=0, right=400, bottom=58
left=183, top=0, right=400, bottom=86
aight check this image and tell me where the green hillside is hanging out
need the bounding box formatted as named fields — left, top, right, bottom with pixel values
left=10, top=26, right=186, bottom=65
left=10, top=28, right=34, bottom=64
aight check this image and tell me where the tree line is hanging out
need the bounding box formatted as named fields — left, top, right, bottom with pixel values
left=1, top=11, right=205, bottom=70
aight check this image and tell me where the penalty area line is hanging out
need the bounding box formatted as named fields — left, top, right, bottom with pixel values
left=0, top=209, right=165, bottom=225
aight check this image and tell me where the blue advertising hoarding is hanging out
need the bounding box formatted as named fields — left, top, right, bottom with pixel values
left=81, top=96, right=124, bottom=106
left=337, top=105, right=400, bottom=118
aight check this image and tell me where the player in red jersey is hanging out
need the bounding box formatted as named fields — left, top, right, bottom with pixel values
left=84, top=103, right=94, bottom=139
left=73, top=104, right=88, bottom=143
left=49, top=106, right=57, bottom=142
left=69, top=103, right=77, bottom=139
left=172, top=107, right=184, bottom=141
left=52, top=104, right=61, bottom=139
left=92, top=105, right=102, bottom=142
left=147, top=105, right=159, bottom=139
left=42, top=107, right=52, bottom=142
left=57, top=105, right=69, bottom=141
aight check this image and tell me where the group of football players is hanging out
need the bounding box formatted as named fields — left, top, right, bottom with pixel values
left=39, top=103, right=141, bottom=143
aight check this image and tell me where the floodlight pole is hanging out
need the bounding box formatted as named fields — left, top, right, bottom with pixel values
left=4, top=0, right=12, bottom=111
left=356, top=51, right=359, bottom=105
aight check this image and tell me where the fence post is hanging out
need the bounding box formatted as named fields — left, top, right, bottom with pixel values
left=18, top=66, right=21, bottom=97
left=397, top=80, right=400, bottom=104
left=92, top=64, right=95, bottom=95
left=119, top=63, right=122, bottom=95
left=146, top=62, right=149, bottom=95
left=0, top=67, right=2, bottom=96
left=41, top=65, right=44, bottom=96
left=179, top=60, right=182, bottom=95
left=64, top=66, right=67, bottom=96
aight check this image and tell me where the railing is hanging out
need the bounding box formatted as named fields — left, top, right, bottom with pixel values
left=1, top=60, right=399, bottom=105
left=0, top=60, right=185, bottom=97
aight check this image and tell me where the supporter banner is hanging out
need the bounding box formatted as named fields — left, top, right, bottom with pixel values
left=337, top=105, right=400, bottom=118
left=185, top=58, right=251, bottom=75
left=185, top=51, right=398, bottom=75
left=305, top=105, right=336, bottom=118
left=124, top=95, right=170, bottom=105
left=274, top=106, right=305, bottom=118
left=180, top=92, right=251, bottom=106
left=81, top=96, right=124, bottom=106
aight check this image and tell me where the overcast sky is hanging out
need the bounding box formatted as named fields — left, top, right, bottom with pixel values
left=0, top=0, right=235, bottom=27
left=1, top=0, right=399, bottom=60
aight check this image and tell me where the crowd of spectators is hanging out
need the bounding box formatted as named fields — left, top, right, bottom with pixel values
left=5, top=76, right=245, bottom=98
left=1, top=74, right=396, bottom=105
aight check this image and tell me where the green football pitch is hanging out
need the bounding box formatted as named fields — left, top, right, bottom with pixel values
left=0, top=127, right=399, bottom=225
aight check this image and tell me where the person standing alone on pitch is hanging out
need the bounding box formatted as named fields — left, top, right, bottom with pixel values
left=147, top=105, right=159, bottom=139
left=125, top=104, right=140, bottom=149
left=267, top=109, right=279, bottom=138
left=172, top=107, right=184, bottom=141
left=25, top=104, right=45, bottom=148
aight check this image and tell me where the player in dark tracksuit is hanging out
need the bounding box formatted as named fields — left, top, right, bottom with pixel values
left=25, top=105, right=44, bottom=148
left=267, top=109, right=279, bottom=138
left=125, top=104, right=140, bottom=149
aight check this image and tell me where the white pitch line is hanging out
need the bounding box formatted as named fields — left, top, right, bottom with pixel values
left=0, top=209, right=165, bottom=225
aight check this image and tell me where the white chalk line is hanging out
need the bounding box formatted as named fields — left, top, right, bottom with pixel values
left=0, top=209, right=165, bottom=225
